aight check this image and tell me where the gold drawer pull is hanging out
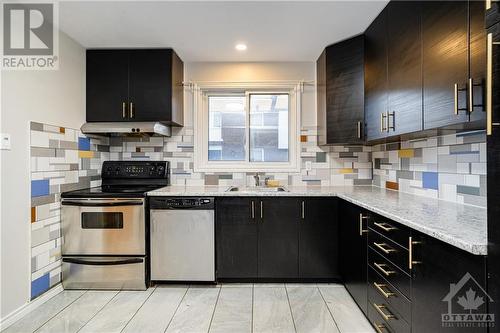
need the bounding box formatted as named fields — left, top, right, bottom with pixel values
left=373, top=303, right=396, bottom=321
left=373, top=222, right=397, bottom=232
left=374, top=262, right=396, bottom=276
left=373, top=322, right=389, bottom=333
left=373, top=282, right=396, bottom=298
left=374, top=242, right=397, bottom=254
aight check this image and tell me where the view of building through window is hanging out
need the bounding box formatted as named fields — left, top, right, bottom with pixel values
left=208, top=93, right=289, bottom=162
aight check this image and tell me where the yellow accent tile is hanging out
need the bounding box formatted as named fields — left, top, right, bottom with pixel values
left=339, top=168, right=354, bottom=174
left=79, top=151, right=94, bottom=158
left=398, top=149, right=414, bottom=158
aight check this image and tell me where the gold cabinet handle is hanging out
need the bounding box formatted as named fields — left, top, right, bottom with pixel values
left=357, top=121, right=362, bottom=139
left=486, top=0, right=497, bottom=10
left=380, top=112, right=388, bottom=132
left=373, top=282, right=396, bottom=298
left=251, top=201, right=255, bottom=219
left=409, top=236, right=422, bottom=270
left=129, top=102, right=135, bottom=118
left=373, top=242, right=397, bottom=254
left=359, top=213, right=368, bottom=236
left=468, top=78, right=474, bottom=113
left=487, top=33, right=500, bottom=135
left=260, top=201, right=263, bottom=220
left=373, top=222, right=396, bottom=232
left=373, top=322, right=389, bottom=333
left=373, top=303, right=396, bottom=321
left=374, top=262, right=396, bottom=276
left=301, top=201, right=305, bottom=220
left=122, top=102, right=127, bottom=118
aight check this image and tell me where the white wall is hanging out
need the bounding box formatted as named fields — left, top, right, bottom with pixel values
left=184, top=62, right=316, bottom=128
left=0, top=32, right=85, bottom=319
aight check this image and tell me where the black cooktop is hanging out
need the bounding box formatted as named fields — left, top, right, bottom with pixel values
left=61, top=161, right=170, bottom=199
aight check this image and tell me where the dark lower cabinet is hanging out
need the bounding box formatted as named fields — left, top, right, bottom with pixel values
left=411, top=232, right=488, bottom=333
left=216, top=197, right=258, bottom=279
left=339, top=200, right=368, bottom=315
left=258, top=198, right=300, bottom=278
left=299, top=198, right=339, bottom=279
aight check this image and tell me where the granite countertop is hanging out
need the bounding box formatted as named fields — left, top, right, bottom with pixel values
left=147, top=185, right=488, bottom=255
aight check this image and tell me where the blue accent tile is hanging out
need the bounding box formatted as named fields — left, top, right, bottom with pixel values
left=78, top=137, right=90, bottom=151
left=422, top=172, right=439, bottom=190
left=31, top=179, right=49, bottom=197
left=31, top=273, right=50, bottom=299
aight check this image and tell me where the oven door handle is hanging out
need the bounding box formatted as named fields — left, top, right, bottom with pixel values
left=62, top=258, right=144, bottom=266
left=61, top=200, right=144, bottom=207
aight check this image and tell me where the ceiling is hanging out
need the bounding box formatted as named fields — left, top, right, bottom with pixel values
left=59, top=1, right=388, bottom=62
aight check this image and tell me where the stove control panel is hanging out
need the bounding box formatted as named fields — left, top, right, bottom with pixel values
left=102, top=161, right=169, bottom=179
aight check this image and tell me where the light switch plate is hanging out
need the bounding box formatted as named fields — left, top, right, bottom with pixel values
left=305, top=161, right=312, bottom=171
left=1, top=134, right=11, bottom=150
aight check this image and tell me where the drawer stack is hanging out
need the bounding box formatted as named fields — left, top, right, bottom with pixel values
left=367, top=216, right=412, bottom=333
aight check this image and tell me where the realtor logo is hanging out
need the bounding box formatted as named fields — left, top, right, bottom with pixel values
left=442, top=272, right=495, bottom=328
left=1, top=1, right=59, bottom=69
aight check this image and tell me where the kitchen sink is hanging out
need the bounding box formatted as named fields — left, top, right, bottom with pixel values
left=226, top=186, right=289, bottom=193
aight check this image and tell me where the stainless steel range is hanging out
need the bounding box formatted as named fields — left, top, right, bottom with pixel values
left=61, top=161, right=169, bottom=290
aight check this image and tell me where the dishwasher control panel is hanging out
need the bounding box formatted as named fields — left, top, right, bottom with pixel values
left=149, top=197, right=215, bottom=210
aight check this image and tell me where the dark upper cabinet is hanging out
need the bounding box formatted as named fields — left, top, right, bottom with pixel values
left=469, top=0, right=487, bottom=123
left=422, top=1, right=470, bottom=129
left=339, top=200, right=368, bottom=315
left=411, top=232, right=488, bottom=333
left=299, top=198, right=339, bottom=279
left=386, top=1, right=423, bottom=136
left=86, top=49, right=184, bottom=126
left=258, top=198, right=300, bottom=278
left=86, top=50, right=129, bottom=122
left=486, top=0, right=500, bottom=28
left=216, top=197, right=258, bottom=279
left=365, top=9, right=388, bottom=142
left=317, top=36, right=365, bottom=145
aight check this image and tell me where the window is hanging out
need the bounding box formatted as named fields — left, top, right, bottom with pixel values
left=194, top=82, right=301, bottom=172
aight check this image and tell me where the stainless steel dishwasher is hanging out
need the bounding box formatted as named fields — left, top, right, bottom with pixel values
left=149, top=197, right=215, bottom=281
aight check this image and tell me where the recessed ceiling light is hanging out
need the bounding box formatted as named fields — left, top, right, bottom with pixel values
left=235, top=43, right=247, bottom=51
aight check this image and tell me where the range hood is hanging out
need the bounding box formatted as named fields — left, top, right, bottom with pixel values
left=81, top=122, right=171, bottom=137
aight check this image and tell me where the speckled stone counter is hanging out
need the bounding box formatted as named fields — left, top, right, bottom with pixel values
left=148, top=185, right=487, bottom=255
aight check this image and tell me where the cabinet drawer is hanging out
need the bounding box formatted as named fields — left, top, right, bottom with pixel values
left=368, top=247, right=411, bottom=298
left=369, top=229, right=409, bottom=274
left=368, top=288, right=410, bottom=333
left=368, top=266, right=411, bottom=323
left=368, top=217, right=410, bottom=249
left=367, top=305, right=394, bottom=333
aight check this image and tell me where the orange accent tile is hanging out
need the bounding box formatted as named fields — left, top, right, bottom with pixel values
left=31, top=207, right=36, bottom=223
left=79, top=151, right=94, bottom=158
left=339, top=168, right=354, bottom=174
left=300, top=135, right=307, bottom=142
left=386, top=181, right=399, bottom=191
left=59, top=127, right=65, bottom=134
left=398, top=149, right=414, bottom=158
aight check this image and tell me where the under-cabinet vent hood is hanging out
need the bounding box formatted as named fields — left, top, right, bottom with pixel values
left=81, top=122, right=171, bottom=137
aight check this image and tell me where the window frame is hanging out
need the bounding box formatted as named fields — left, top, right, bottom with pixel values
left=193, top=81, right=302, bottom=173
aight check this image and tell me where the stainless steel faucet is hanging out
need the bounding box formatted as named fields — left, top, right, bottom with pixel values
left=254, top=173, right=260, bottom=187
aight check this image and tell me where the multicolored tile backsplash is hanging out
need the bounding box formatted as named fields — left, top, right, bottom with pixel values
left=372, top=130, right=487, bottom=207
left=108, top=126, right=373, bottom=187
left=29, top=122, right=109, bottom=299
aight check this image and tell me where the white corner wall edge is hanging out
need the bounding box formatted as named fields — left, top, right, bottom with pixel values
left=0, top=284, right=64, bottom=330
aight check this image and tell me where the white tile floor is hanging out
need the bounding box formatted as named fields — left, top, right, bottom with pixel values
left=1, top=284, right=375, bottom=333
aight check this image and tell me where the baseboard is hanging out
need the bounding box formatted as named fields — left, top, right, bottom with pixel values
left=0, top=284, right=63, bottom=330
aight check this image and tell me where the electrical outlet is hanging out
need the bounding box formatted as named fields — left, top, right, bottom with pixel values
left=305, top=161, right=312, bottom=171
left=1, top=134, right=11, bottom=150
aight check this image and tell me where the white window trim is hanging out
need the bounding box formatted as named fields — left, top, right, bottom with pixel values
left=192, top=81, right=303, bottom=173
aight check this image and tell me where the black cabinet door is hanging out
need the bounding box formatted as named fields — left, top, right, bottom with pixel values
left=299, top=198, right=339, bottom=279
left=216, top=197, right=258, bottom=279
left=486, top=0, right=500, bottom=29
left=128, top=49, right=173, bottom=122
left=387, top=1, right=423, bottom=136
left=325, top=36, right=365, bottom=144
left=469, top=0, right=487, bottom=123
left=339, top=200, right=368, bottom=315
left=365, top=8, right=388, bottom=141
left=423, top=1, right=469, bottom=129
left=412, top=233, right=488, bottom=333
left=86, top=50, right=129, bottom=122
left=258, top=198, right=300, bottom=278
